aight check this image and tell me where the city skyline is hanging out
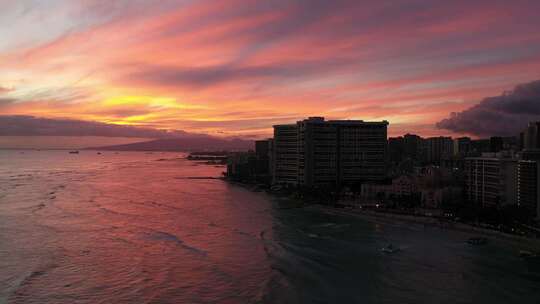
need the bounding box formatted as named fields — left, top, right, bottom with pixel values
left=2, top=0, right=540, bottom=149
left=2, top=2, right=540, bottom=303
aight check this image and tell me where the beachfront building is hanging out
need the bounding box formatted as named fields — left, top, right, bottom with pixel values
left=333, top=119, right=388, bottom=184
left=273, top=117, right=388, bottom=187
left=517, top=160, right=540, bottom=219
left=464, top=154, right=517, bottom=208
left=296, top=117, right=338, bottom=186
left=272, top=124, right=299, bottom=185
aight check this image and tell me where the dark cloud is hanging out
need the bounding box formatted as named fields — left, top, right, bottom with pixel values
left=436, top=80, right=540, bottom=137
left=124, top=57, right=351, bottom=88
left=0, top=115, right=192, bottom=138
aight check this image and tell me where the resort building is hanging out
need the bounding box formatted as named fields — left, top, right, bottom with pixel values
left=272, top=117, right=388, bottom=187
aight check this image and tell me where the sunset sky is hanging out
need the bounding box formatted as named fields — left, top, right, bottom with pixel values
left=2, top=0, right=540, bottom=145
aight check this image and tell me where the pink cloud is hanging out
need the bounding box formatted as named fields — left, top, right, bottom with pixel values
left=2, top=0, right=540, bottom=138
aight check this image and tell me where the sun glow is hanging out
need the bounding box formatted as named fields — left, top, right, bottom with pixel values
left=102, top=95, right=206, bottom=110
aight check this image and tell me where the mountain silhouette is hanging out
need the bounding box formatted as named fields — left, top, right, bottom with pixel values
left=88, top=136, right=253, bottom=151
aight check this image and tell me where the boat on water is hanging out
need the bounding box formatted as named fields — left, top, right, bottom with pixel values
left=69, top=151, right=79, bottom=154
left=381, top=244, right=400, bottom=254
left=467, top=237, right=488, bottom=245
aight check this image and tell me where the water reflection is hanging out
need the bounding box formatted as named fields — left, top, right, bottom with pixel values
left=0, top=150, right=539, bottom=303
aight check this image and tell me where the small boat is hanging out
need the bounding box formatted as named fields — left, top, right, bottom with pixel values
left=381, top=244, right=400, bottom=254
left=69, top=151, right=79, bottom=154
left=467, top=237, right=488, bottom=245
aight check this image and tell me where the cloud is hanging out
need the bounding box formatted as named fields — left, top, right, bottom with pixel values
left=0, top=115, right=193, bottom=138
left=436, top=80, right=540, bottom=137
left=3, top=0, right=540, bottom=138
left=122, top=57, right=352, bottom=88
left=0, top=98, right=16, bottom=106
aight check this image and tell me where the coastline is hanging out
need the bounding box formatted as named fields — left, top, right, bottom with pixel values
left=222, top=177, right=540, bottom=250
left=311, top=204, right=540, bottom=251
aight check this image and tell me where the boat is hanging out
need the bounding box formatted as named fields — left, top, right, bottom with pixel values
left=69, top=151, right=79, bottom=154
left=467, top=237, right=488, bottom=245
left=381, top=244, right=400, bottom=254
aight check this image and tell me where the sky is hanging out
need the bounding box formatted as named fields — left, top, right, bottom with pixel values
left=1, top=0, right=540, bottom=146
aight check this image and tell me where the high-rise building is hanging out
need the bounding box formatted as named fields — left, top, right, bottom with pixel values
left=464, top=155, right=517, bottom=208
left=453, top=137, right=471, bottom=156
left=272, top=117, right=388, bottom=187
left=424, top=136, right=453, bottom=164
left=296, top=117, right=338, bottom=186
left=268, top=138, right=274, bottom=182
left=272, top=124, right=298, bottom=185
left=255, top=139, right=271, bottom=176
left=517, top=160, right=540, bottom=219
left=490, top=136, right=504, bottom=153
left=520, top=121, right=540, bottom=161
left=470, top=139, right=491, bottom=154
left=388, top=136, right=404, bottom=163
left=332, top=119, right=388, bottom=185
left=403, top=133, right=423, bottom=161
left=523, top=121, right=540, bottom=150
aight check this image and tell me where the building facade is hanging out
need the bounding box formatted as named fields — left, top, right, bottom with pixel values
left=464, top=156, right=517, bottom=208
left=517, top=160, right=540, bottom=218
left=453, top=137, right=471, bottom=156
left=424, top=136, right=453, bottom=164
left=272, top=117, right=388, bottom=187
left=272, top=124, right=299, bottom=185
left=334, top=120, right=388, bottom=185
left=523, top=121, right=540, bottom=150
left=297, top=117, right=338, bottom=186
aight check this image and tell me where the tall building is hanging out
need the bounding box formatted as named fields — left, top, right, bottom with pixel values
left=453, top=137, right=471, bottom=156
left=464, top=155, right=517, bottom=208
left=470, top=139, right=491, bottom=154
left=520, top=121, right=540, bottom=163
left=255, top=139, right=271, bottom=176
left=388, top=136, right=404, bottom=163
left=517, top=160, right=540, bottom=219
left=424, top=136, right=453, bottom=164
left=272, top=117, right=388, bottom=187
left=268, top=138, right=274, bottom=182
left=523, top=121, right=540, bottom=150
left=272, top=124, right=298, bottom=185
left=297, top=117, right=338, bottom=186
left=490, top=136, right=504, bottom=153
left=332, top=119, right=388, bottom=185
left=403, top=133, right=423, bottom=161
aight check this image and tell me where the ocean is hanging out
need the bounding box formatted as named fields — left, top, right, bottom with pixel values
left=1, top=150, right=539, bottom=303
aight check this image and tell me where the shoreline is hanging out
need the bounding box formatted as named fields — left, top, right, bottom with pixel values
left=311, top=204, right=540, bottom=250
left=224, top=178, right=540, bottom=250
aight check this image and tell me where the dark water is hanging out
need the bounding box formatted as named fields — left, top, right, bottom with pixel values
left=1, top=150, right=539, bottom=304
